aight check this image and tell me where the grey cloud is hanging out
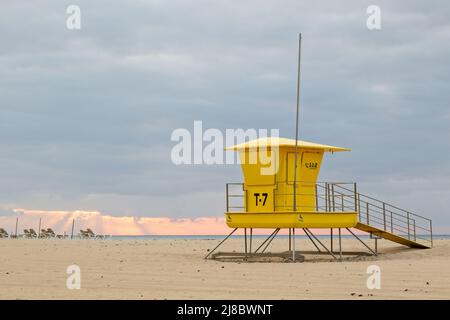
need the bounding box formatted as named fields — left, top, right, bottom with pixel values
left=0, top=0, right=449, bottom=231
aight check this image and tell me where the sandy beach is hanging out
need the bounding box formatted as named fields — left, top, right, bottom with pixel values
left=0, top=237, right=449, bottom=300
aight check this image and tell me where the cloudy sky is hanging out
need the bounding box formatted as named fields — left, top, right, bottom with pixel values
left=1, top=0, right=449, bottom=234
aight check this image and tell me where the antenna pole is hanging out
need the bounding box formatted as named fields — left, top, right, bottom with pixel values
left=293, top=33, right=302, bottom=211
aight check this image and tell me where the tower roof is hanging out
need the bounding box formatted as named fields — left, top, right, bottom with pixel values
left=225, top=137, right=350, bottom=152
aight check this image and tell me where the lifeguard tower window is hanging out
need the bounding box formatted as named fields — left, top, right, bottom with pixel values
left=284, top=151, right=323, bottom=211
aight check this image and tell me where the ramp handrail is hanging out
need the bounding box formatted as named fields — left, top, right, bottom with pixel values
left=324, top=183, right=433, bottom=247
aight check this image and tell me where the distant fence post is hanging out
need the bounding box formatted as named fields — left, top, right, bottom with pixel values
left=71, top=218, right=75, bottom=239
left=15, top=217, right=19, bottom=237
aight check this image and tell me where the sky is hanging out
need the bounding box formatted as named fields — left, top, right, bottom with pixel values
left=0, top=0, right=449, bottom=234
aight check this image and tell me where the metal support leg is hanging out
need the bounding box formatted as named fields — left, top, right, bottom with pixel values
left=244, top=228, right=247, bottom=256
left=303, top=228, right=321, bottom=252
left=254, top=229, right=279, bottom=254
left=346, top=228, right=377, bottom=256
left=304, top=228, right=337, bottom=260
left=292, top=228, right=296, bottom=262
left=204, top=228, right=238, bottom=259
left=261, top=229, right=280, bottom=254
left=339, top=228, right=342, bottom=260
left=249, top=228, right=253, bottom=253
left=330, top=228, right=333, bottom=253
left=288, top=228, right=292, bottom=251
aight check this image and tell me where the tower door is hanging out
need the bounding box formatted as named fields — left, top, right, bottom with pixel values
left=286, top=151, right=323, bottom=211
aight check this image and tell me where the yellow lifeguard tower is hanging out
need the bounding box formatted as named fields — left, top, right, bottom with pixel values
left=204, top=34, right=432, bottom=262
left=224, top=137, right=355, bottom=230
left=205, top=137, right=433, bottom=262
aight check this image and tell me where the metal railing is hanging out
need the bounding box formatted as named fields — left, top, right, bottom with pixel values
left=225, top=181, right=433, bottom=247
left=273, top=182, right=358, bottom=212
left=225, top=183, right=246, bottom=212
left=331, top=183, right=433, bottom=247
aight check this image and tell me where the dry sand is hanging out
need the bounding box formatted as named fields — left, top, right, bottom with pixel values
left=0, top=237, right=449, bottom=299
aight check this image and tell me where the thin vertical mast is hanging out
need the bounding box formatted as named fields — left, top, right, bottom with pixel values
left=293, top=33, right=302, bottom=211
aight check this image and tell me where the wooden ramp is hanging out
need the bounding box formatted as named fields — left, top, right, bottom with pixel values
left=355, top=222, right=431, bottom=249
